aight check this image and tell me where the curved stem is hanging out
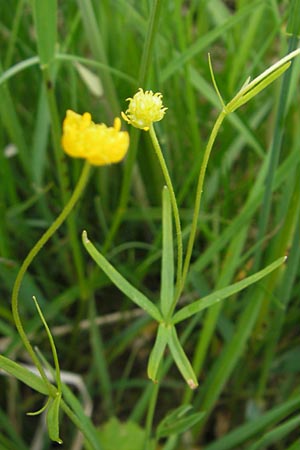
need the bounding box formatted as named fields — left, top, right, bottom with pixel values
left=11, top=162, right=91, bottom=390
left=149, top=124, right=183, bottom=295
left=180, top=109, right=227, bottom=295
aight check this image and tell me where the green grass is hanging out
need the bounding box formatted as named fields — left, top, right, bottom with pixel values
left=1, top=1, right=300, bottom=449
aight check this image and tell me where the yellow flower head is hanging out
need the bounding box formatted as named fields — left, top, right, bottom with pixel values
left=61, top=110, right=129, bottom=166
left=121, top=88, right=167, bottom=131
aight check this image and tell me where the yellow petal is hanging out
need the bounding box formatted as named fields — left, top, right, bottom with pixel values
left=61, top=110, right=129, bottom=166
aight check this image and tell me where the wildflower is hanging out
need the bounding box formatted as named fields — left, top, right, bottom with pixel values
left=61, top=110, right=129, bottom=166
left=121, top=88, right=167, bottom=131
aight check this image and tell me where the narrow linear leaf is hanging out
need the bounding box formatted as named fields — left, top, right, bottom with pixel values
left=32, top=0, right=57, bottom=66
left=0, top=56, right=40, bottom=85
left=248, top=414, right=300, bottom=450
left=156, top=405, right=206, bottom=438
left=74, top=62, right=103, bottom=97
left=82, top=231, right=162, bottom=322
left=147, top=323, right=168, bottom=382
left=173, top=256, right=286, bottom=324
left=61, top=385, right=103, bottom=450
left=33, top=296, right=62, bottom=392
left=160, top=186, right=174, bottom=318
left=0, top=355, right=50, bottom=395
left=205, top=394, right=300, bottom=450
left=47, top=393, right=63, bottom=444
left=230, top=63, right=291, bottom=112
left=167, top=326, right=198, bottom=389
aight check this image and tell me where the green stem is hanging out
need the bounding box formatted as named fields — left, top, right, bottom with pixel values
left=102, top=128, right=139, bottom=253
left=138, top=0, right=163, bottom=87
left=180, top=109, right=227, bottom=295
left=11, top=162, right=91, bottom=390
left=102, top=0, right=163, bottom=252
left=143, top=380, right=160, bottom=450
left=60, top=399, right=100, bottom=450
left=253, top=36, right=299, bottom=271
left=42, top=67, right=87, bottom=300
left=149, top=124, right=183, bottom=296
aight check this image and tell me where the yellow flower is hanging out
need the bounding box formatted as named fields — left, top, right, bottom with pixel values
left=121, top=88, right=167, bottom=131
left=61, top=110, right=129, bottom=166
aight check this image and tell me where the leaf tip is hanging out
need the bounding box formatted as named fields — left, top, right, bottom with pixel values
left=82, top=230, right=89, bottom=243
left=187, top=379, right=198, bottom=390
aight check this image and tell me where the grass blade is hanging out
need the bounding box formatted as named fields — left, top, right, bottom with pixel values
left=160, top=186, right=174, bottom=319
left=82, top=231, right=162, bottom=322
left=173, top=256, right=286, bottom=324
left=32, top=0, right=57, bottom=66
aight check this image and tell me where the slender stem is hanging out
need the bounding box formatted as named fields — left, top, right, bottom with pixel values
left=102, top=0, right=163, bottom=252
left=180, top=109, right=227, bottom=295
left=11, top=162, right=91, bottom=389
left=42, top=67, right=87, bottom=300
left=60, top=399, right=100, bottom=450
left=149, top=124, right=183, bottom=295
left=253, top=36, right=299, bottom=271
left=138, top=0, right=163, bottom=87
left=143, top=381, right=160, bottom=450
left=102, top=128, right=139, bottom=253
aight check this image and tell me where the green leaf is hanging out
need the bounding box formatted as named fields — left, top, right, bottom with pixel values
left=172, top=256, right=286, bottom=324
left=167, top=326, right=198, bottom=389
left=82, top=231, right=162, bottom=322
left=74, top=62, right=103, bottom=97
left=33, top=296, right=62, bottom=392
left=227, top=48, right=300, bottom=112
left=156, top=405, right=206, bottom=438
left=160, top=186, right=174, bottom=318
left=247, top=414, right=300, bottom=450
left=32, top=0, right=57, bottom=66
left=230, top=63, right=291, bottom=112
left=98, top=417, right=155, bottom=450
left=46, top=393, right=63, bottom=444
left=0, top=355, right=50, bottom=395
left=147, top=323, right=168, bottom=383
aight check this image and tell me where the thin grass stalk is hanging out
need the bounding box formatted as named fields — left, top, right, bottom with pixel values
left=253, top=33, right=299, bottom=270
left=11, top=162, right=91, bottom=391
left=42, top=67, right=87, bottom=301
left=143, top=380, right=160, bottom=450
left=102, top=0, right=163, bottom=252
left=180, top=109, right=227, bottom=296
left=183, top=228, right=247, bottom=405
left=257, top=170, right=300, bottom=396
left=193, top=261, right=287, bottom=439
left=3, top=0, right=25, bottom=69
left=0, top=59, right=29, bottom=176
left=76, top=0, right=119, bottom=117
left=88, top=297, right=114, bottom=415
left=149, top=124, right=183, bottom=299
left=60, top=399, right=102, bottom=450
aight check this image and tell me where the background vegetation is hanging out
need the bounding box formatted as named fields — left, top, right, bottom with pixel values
left=0, top=0, right=300, bottom=449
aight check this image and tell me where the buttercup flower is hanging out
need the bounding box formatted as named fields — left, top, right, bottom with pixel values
left=62, top=110, right=129, bottom=166
left=121, top=88, right=167, bottom=131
